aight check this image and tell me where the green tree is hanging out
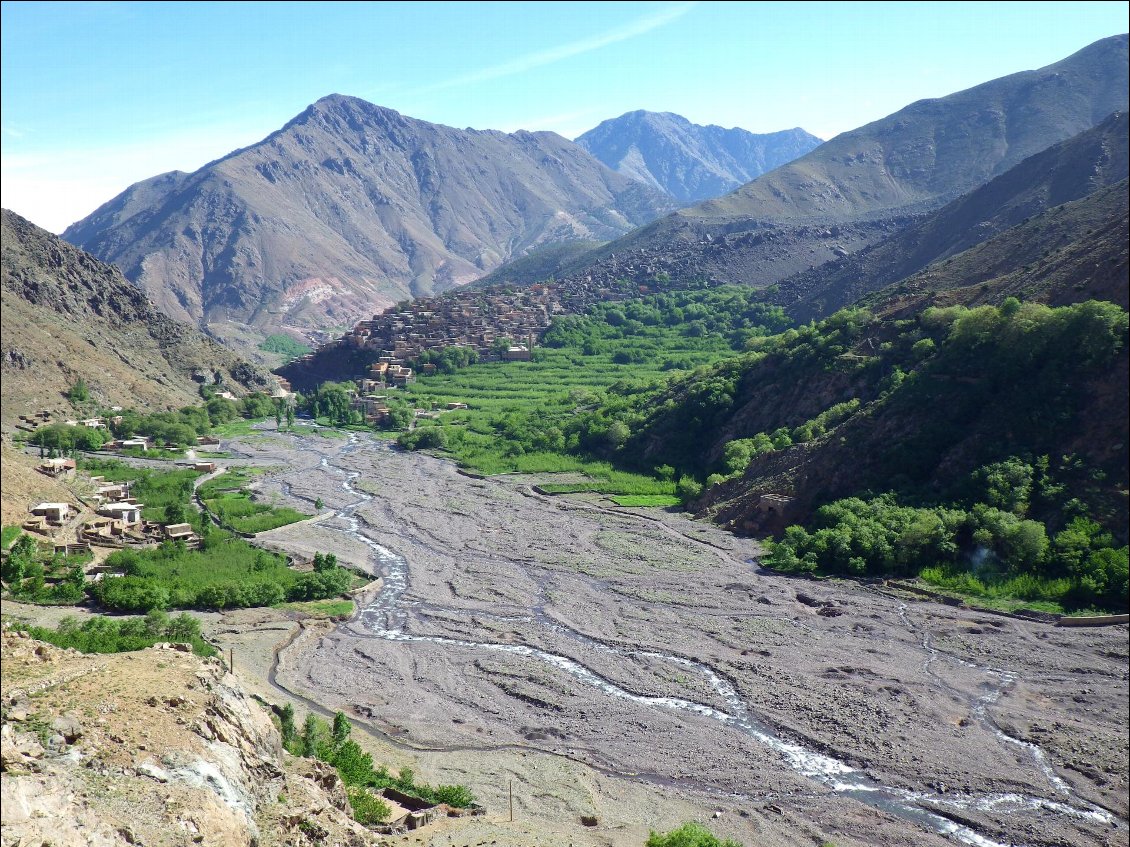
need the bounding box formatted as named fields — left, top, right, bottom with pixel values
left=68, top=377, right=89, bottom=403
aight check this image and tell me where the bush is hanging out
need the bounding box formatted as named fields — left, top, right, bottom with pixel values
left=647, top=822, right=743, bottom=847
left=348, top=788, right=391, bottom=825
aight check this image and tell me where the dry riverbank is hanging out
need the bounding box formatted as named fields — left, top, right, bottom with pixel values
left=223, top=428, right=1129, bottom=847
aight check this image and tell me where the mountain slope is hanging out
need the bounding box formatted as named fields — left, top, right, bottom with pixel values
left=575, top=111, right=821, bottom=203
left=776, top=110, right=1129, bottom=319
left=63, top=96, right=675, bottom=337
left=607, top=186, right=1127, bottom=538
left=1, top=209, right=269, bottom=423
left=522, top=35, right=1129, bottom=296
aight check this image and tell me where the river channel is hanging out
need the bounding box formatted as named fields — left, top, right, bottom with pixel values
left=243, top=427, right=1128, bottom=847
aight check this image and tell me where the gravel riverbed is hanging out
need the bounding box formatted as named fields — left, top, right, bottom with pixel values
left=214, top=427, right=1129, bottom=847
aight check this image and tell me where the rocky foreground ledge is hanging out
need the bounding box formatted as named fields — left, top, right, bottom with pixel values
left=0, top=625, right=377, bottom=847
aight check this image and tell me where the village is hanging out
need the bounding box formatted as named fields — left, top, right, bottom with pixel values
left=279, top=256, right=680, bottom=389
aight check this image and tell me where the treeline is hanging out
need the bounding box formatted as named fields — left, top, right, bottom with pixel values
left=88, top=542, right=353, bottom=613
left=1, top=534, right=88, bottom=604
left=274, top=706, right=476, bottom=826
left=8, top=610, right=215, bottom=657
left=29, top=388, right=282, bottom=453
left=769, top=456, right=1128, bottom=612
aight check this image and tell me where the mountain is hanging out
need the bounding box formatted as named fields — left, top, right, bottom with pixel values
left=575, top=111, right=822, bottom=203
left=62, top=96, right=675, bottom=339
left=612, top=197, right=1128, bottom=538
left=515, top=35, right=1129, bottom=297
left=775, top=110, right=1129, bottom=320
left=1, top=209, right=270, bottom=423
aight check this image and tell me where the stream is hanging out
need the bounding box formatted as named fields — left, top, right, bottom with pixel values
left=274, top=429, right=1120, bottom=847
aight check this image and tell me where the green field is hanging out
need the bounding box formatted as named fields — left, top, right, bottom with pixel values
left=390, top=286, right=790, bottom=497
left=198, top=466, right=309, bottom=534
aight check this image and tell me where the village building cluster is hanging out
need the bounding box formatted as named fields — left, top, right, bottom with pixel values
left=282, top=269, right=658, bottom=387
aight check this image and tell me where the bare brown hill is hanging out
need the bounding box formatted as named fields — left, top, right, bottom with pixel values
left=62, top=96, right=675, bottom=340
left=775, top=111, right=1129, bottom=320
left=1, top=209, right=270, bottom=426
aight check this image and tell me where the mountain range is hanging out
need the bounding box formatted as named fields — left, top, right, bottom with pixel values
left=575, top=111, right=822, bottom=203
left=529, top=34, right=1129, bottom=296
left=62, top=97, right=678, bottom=339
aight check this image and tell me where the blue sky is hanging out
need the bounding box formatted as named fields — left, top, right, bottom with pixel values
left=2, top=1, right=1126, bottom=232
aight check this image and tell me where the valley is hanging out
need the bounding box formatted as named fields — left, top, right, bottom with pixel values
left=202, top=424, right=1128, bottom=847
left=3, top=17, right=1128, bottom=847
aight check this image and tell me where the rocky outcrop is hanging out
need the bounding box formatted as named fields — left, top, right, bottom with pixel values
left=0, top=628, right=378, bottom=847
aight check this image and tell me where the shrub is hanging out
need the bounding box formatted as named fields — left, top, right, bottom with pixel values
left=646, top=822, right=743, bottom=847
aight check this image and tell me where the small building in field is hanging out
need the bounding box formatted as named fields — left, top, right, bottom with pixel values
left=163, top=523, right=196, bottom=541
left=39, top=457, right=77, bottom=478
left=193, top=462, right=217, bottom=473
left=96, top=503, right=144, bottom=526
left=30, top=503, right=71, bottom=524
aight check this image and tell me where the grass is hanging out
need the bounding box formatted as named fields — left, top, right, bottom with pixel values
left=276, top=599, right=355, bottom=618
left=918, top=566, right=1075, bottom=615
left=212, top=417, right=269, bottom=438
left=1, top=526, right=21, bottom=550
left=608, top=494, right=682, bottom=507
left=198, top=466, right=309, bottom=534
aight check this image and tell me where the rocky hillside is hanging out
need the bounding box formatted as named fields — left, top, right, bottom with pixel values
left=0, top=627, right=378, bottom=846
left=575, top=111, right=822, bottom=203
left=517, top=35, right=1129, bottom=297
left=62, top=95, right=675, bottom=338
left=613, top=186, right=1128, bottom=536
left=1, top=209, right=270, bottom=425
left=775, top=110, right=1129, bottom=319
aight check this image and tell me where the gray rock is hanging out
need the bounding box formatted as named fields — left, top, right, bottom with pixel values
left=51, top=713, right=83, bottom=743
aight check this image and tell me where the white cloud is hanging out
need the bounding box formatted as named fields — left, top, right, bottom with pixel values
left=416, top=2, right=697, bottom=93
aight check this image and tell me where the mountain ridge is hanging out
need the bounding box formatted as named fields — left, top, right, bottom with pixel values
left=575, top=110, right=822, bottom=203
left=1, top=208, right=270, bottom=423
left=516, top=35, right=1129, bottom=297
left=63, top=95, right=676, bottom=339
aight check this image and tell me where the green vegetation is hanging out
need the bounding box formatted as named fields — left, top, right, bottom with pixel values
left=1, top=534, right=90, bottom=605
left=197, top=466, right=309, bottom=534
left=386, top=285, right=787, bottom=498
left=259, top=333, right=312, bottom=362
left=276, top=709, right=476, bottom=826
left=1, top=526, right=22, bottom=550
left=5, top=611, right=215, bottom=657
left=67, top=377, right=89, bottom=403
left=79, top=458, right=202, bottom=523
left=89, top=542, right=353, bottom=612
left=276, top=599, right=355, bottom=619
left=646, top=822, right=743, bottom=847
left=768, top=469, right=1128, bottom=613
left=30, top=422, right=109, bottom=453
left=608, top=494, right=682, bottom=507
